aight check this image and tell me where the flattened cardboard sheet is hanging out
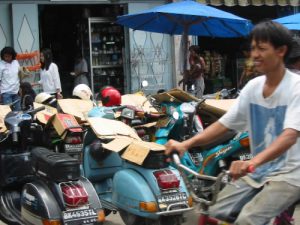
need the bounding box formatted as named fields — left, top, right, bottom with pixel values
left=133, top=121, right=157, bottom=128
left=102, top=136, right=134, bottom=152
left=198, top=99, right=237, bottom=119
left=122, top=142, right=150, bottom=165
left=58, top=99, right=93, bottom=122
left=204, top=99, right=236, bottom=112
left=87, top=117, right=140, bottom=140
left=121, top=140, right=165, bottom=165
left=121, top=94, right=158, bottom=113
left=0, top=105, right=11, bottom=132
left=152, top=88, right=199, bottom=103
left=34, top=102, right=57, bottom=124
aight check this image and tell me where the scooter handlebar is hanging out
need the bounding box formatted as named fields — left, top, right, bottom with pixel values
left=26, top=106, right=45, bottom=116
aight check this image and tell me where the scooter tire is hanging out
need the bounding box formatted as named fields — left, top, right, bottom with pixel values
left=104, top=209, right=112, bottom=216
left=0, top=191, right=22, bottom=225
left=119, top=210, right=146, bottom=225
left=158, top=215, right=183, bottom=225
left=119, top=210, right=183, bottom=225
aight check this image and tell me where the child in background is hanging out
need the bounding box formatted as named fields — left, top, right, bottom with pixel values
left=19, top=82, right=36, bottom=110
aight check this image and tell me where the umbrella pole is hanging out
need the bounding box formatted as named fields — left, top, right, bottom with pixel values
left=182, top=27, right=189, bottom=92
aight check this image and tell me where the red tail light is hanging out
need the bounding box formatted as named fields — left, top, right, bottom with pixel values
left=65, top=136, right=82, bottom=144
left=136, top=128, right=146, bottom=137
left=61, top=183, right=88, bottom=208
left=153, top=170, right=180, bottom=189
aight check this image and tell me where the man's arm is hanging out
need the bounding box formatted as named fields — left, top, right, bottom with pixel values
left=230, top=128, right=298, bottom=180
left=250, top=128, right=298, bottom=167
left=165, top=121, right=229, bottom=156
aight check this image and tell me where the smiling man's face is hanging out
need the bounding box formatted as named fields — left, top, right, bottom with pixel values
left=250, top=40, right=286, bottom=75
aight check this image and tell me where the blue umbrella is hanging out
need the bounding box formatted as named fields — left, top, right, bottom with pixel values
left=117, top=0, right=252, bottom=90
left=117, top=0, right=252, bottom=37
left=274, top=13, right=300, bottom=30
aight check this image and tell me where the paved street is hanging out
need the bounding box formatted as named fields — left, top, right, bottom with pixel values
left=0, top=209, right=200, bottom=225
left=1, top=206, right=300, bottom=225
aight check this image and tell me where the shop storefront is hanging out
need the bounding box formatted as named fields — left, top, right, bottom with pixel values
left=1, top=0, right=300, bottom=97
left=0, top=0, right=174, bottom=97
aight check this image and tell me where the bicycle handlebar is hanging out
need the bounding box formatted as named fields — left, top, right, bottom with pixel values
left=171, top=152, right=255, bottom=206
left=171, top=152, right=226, bottom=206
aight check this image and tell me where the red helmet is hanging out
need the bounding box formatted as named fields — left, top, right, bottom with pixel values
left=99, top=86, right=121, bottom=106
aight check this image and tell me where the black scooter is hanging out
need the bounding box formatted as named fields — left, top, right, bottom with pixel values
left=0, top=106, right=104, bottom=225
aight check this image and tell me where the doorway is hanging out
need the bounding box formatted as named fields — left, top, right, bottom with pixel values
left=38, top=4, right=125, bottom=97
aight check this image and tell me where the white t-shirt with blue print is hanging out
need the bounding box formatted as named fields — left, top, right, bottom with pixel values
left=219, top=69, right=300, bottom=187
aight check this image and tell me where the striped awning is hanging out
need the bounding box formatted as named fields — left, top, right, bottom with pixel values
left=197, top=0, right=300, bottom=6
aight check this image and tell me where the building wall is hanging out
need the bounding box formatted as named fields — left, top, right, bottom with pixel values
left=0, top=4, right=12, bottom=50
left=127, top=2, right=174, bottom=93
left=12, top=4, right=39, bottom=53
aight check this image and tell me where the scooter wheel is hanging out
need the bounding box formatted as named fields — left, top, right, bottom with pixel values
left=104, top=209, right=112, bottom=216
left=119, top=210, right=145, bottom=225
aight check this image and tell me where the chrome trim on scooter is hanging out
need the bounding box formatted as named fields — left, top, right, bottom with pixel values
left=156, top=203, right=193, bottom=215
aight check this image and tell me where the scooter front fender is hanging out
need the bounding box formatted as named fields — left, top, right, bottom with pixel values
left=112, top=169, right=159, bottom=219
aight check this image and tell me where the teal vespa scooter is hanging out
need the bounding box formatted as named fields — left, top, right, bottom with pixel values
left=153, top=95, right=251, bottom=197
left=81, top=106, right=193, bottom=225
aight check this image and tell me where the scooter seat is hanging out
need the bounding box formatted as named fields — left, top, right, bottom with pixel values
left=31, top=147, right=80, bottom=182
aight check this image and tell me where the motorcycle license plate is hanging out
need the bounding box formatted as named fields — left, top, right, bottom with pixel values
left=64, top=144, right=83, bottom=153
left=239, top=153, right=253, bottom=161
left=62, top=208, right=98, bottom=225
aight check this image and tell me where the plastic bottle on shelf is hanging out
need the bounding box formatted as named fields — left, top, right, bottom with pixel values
left=103, top=44, right=106, bottom=54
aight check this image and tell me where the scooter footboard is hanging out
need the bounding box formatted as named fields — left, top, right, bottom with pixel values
left=112, top=169, right=159, bottom=219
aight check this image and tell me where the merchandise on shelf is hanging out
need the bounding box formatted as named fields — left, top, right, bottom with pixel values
left=88, top=18, right=125, bottom=94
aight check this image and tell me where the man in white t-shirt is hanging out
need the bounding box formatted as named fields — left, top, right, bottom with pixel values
left=73, top=52, right=89, bottom=87
left=165, top=21, right=300, bottom=225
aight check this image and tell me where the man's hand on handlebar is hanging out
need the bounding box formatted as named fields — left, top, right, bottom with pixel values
left=165, top=139, right=188, bottom=158
left=229, top=160, right=255, bottom=181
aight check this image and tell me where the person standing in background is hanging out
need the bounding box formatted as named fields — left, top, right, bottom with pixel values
left=72, top=51, right=89, bottom=87
left=19, top=82, right=36, bottom=110
left=188, top=45, right=206, bottom=98
left=238, top=46, right=259, bottom=89
left=0, top=47, right=21, bottom=111
left=36, top=48, right=62, bottom=99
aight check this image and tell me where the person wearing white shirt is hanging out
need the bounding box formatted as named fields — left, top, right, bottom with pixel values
left=37, top=48, right=62, bottom=99
left=0, top=47, right=21, bottom=111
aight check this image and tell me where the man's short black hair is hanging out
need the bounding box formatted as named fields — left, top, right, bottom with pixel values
left=250, top=20, right=293, bottom=61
